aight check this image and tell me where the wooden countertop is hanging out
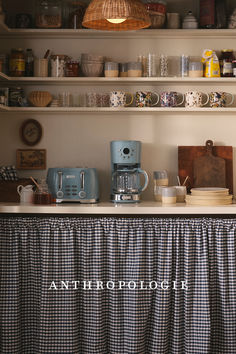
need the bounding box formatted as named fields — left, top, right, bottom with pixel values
left=1, top=202, right=236, bottom=215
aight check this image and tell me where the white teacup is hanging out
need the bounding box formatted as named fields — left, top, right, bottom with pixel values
left=17, top=184, right=34, bottom=204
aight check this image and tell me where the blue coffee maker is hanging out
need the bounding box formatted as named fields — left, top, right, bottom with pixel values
left=110, top=140, right=149, bottom=203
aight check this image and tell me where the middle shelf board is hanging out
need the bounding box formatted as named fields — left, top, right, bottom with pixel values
left=1, top=73, right=236, bottom=85
left=1, top=106, right=236, bottom=114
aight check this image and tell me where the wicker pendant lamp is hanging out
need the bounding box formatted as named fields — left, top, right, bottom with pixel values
left=82, top=0, right=151, bottom=31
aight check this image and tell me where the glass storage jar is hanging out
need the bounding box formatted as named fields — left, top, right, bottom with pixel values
left=36, top=0, right=62, bottom=29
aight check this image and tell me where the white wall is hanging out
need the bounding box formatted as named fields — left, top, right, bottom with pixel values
left=0, top=0, right=235, bottom=201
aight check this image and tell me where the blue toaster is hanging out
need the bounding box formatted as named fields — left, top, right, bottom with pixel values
left=47, top=168, right=99, bottom=203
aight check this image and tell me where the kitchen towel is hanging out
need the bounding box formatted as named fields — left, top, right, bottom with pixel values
left=0, top=217, right=235, bottom=353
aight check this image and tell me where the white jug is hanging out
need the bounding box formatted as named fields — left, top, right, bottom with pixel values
left=17, top=185, right=34, bottom=204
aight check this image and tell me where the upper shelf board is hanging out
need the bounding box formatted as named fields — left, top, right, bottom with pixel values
left=1, top=21, right=236, bottom=39
left=1, top=72, right=236, bottom=85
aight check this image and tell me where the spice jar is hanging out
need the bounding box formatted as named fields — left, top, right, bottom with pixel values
left=50, top=55, right=69, bottom=77
left=36, top=0, right=62, bottom=29
left=67, top=1, right=86, bottom=29
left=9, top=49, right=25, bottom=77
left=65, top=60, right=79, bottom=77
left=220, top=49, right=235, bottom=77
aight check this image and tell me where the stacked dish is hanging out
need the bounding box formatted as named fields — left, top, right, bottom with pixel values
left=186, top=188, right=233, bottom=206
left=81, top=53, right=104, bottom=77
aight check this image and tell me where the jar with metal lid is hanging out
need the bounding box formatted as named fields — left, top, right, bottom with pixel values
left=36, top=0, right=62, bottom=29
left=220, top=49, right=235, bottom=77
left=65, top=60, right=79, bottom=77
left=9, top=49, right=25, bottom=77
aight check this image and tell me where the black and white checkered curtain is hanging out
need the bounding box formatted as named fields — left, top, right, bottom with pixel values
left=0, top=217, right=236, bottom=354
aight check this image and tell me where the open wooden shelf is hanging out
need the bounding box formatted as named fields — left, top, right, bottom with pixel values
left=1, top=106, right=236, bottom=114
left=1, top=21, right=236, bottom=39
left=1, top=72, right=236, bottom=85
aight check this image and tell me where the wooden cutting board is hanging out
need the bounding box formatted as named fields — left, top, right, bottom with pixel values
left=193, top=140, right=226, bottom=188
left=178, top=141, right=233, bottom=194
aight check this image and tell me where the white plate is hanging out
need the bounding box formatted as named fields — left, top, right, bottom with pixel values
left=191, top=187, right=229, bottom=196
left=186, top=194, right=232, bottom=200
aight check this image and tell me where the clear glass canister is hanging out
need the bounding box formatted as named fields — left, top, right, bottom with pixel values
left=36, top=0, right=62, bottom=29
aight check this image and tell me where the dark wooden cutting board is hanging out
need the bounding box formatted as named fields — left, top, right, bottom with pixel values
left=178, top=141, right=233, bottom=194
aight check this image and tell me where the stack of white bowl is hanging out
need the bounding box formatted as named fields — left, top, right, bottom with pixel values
left=81, top=53, right=104, bottom=77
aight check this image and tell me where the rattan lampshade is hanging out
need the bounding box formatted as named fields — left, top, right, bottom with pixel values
left=82, top=0, right=151, bottom=31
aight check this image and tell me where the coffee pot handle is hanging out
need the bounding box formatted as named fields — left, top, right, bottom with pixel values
left=137, top=168, right=149, bottom=192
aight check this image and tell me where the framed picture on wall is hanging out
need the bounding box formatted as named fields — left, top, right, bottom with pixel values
left=16, top=149, right=46, bottom=170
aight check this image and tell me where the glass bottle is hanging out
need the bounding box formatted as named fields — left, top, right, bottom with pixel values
left=25, top=49, right=34, bottom=77
left=220, top=50, right=235, bottom=77
left=36, top=0, right=62, bottom=29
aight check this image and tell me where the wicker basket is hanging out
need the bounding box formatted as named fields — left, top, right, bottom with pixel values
left=82, top=0, right=151, bottom=31
left=28, top=91, right=53, bottom=107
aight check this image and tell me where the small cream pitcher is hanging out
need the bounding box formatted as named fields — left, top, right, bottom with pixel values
left=17, top=185, right=34, bottom=204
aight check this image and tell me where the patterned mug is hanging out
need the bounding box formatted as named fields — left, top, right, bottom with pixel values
left=160, top=91, right=184, bottom=107
left=185, top=91, right=209, bottom=108
left=110, top=91, right=134, bottom=107
left=209, top=92, right=234, bottom=108
left=135, top=91, right=159, bottom=108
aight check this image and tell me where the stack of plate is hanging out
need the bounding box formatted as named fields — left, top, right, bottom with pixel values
left=186, top=188, right=233, bottom=206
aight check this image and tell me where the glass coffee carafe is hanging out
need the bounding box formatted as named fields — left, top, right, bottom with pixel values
left=112, top=167, right=149, bottom=195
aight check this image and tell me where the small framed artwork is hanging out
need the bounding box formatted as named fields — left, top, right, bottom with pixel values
left=16, top=149, right=46, bottom=170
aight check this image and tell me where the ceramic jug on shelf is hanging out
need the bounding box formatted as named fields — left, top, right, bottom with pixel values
left=17, top=184, right=34, bottom=204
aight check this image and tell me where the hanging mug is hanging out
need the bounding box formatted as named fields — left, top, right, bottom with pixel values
left=160, top=91, right=184, bottom=107
left=135, top=91, right=159, bottom=107
left=185, top=91, right=209, bottom=108
left=17, top=184, right=34, bottom=204
left=209, top=92, right=234, bottom=108
left=110, top=91, right=134, bottom=107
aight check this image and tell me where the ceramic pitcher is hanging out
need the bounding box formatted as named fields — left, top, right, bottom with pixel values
left=17, top=184, right=34, bottom=204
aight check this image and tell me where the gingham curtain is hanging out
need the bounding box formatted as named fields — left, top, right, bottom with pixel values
left=0, top=216, right=236, bottom=354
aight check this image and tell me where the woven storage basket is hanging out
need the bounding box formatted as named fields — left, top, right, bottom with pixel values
left=82, top=0, right=151, bottom=31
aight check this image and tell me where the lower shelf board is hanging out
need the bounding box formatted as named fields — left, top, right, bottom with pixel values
left=1, top=106, right=236, bottom=114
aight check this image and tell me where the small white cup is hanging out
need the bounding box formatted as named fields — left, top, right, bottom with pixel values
left=161, top=187, right=177, bottom=204
left=175, top=186, right=187, bottom=203
left=34, top=58, right=48, bottom=77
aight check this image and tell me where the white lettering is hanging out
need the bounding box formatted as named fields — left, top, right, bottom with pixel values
left=140, top=281, right=148, bottom=290
left=83, top=281, right=92, bottom=290
left=149, top=281, right=158, bottom=290
left=96, top=281, right=104, bottom=290
left=128, top=281, right=136, bottom=290
left=71, top=281, right=80, bottom=290
left=118, top=281, right=126, bottom=289
left=181, top=281, right=188, bottom=290
left=107, top=281, right=115, bottom=290
left=48, top=281, right=57, bottom=290
left=161, top=281, right=169, bottom=290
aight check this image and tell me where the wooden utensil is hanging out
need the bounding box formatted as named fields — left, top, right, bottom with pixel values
left=178, top=141, right=233, bottom=194
left=193, top=140, right=226, bottom=189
